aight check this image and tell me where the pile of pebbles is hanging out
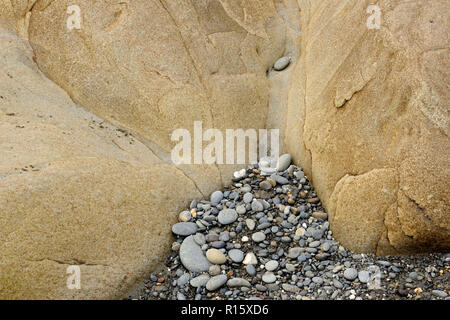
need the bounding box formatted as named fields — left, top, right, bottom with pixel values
left=129, top=155, right=449, bottom=300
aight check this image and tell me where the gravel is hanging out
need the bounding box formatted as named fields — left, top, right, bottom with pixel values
left=128, top=155, right=450, bottom=301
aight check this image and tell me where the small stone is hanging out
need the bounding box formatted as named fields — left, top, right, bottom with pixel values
left=262, top=272, right=276, bottom=284
left=228, top=249, right=244, bottom=263
left=270, top=174, right=289, bottom=185
left=252, top=232, right=266, bottom=243
left=265, top=260, right=279, bottom=272
left=259, top=180, right=272, bottom=190
left=251, top=199, right=264, bottom=212
left=282, top=283, right=299, bottom=293
left=243, top=252, right=258, bottom=265
left=190, top=274, right=210, bottom=288
left=209, top=265, right=221, bottom=276
left=236, top=205, right=246, bottom=214
left=256, top=284, right=267, bottom=292
left=180, top=235, right=211, bottom=272
left=171, top=242, right=181, bottom=252
left=286, top=264, right=296, bottom=272
left=376, top=260, right=391, bottom=267
left=333, top=279, right=343, bottom=289
left=210, top=191, right=224, bottom=204
left=193, top=233, right=206, bottom=246
left=206, top=275, right=228, bottom=291
left=246, top=264, right=257, bottom=276
left=312, top=277, right=323, bottom=285
left=219, top=232, right=230, bottom=242
left=344, top=268, right=358, bottom=281
left=309, top=241, right=321, bottom=248
left=288, top=247, right=302, bottom=259
left=211, top=240, right=226, bottom=249
left=321, top=242, right=331, bottom=252
left=294, top=171, right=305, bottom=180
left=276, top=154, right=292, bottom=172
left=218, top=209, right=238, bottom=225
left=178, top=210, right=191, bottom=222
left=432, top=290, right=448, bottom=298
left=205, top=233, right=219, bottom=242
left=295, top=228, right=306, bottom=237
left=273, top=56, right=291, bottom=71
left=243, top=192, right=253, bottom=203
left=358, top=270, right=370, bottom=283
left=206, top=249, right=227, bottom=264
left=172, top=222, right=198, bottom=236
left=246, top=219, right=256, bottom=231
left=177, top=273, right=190, bottom=286
left=312, top=211, right=328, bottom=220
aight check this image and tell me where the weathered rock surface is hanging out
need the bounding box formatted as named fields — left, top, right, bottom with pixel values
left=285, top=0, right=449, bottom=255
left=0, top=0, right=300, bottom=299
left=0, top=0, right=448, bottom=301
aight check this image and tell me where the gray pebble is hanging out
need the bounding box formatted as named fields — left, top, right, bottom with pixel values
left=252, top=232, right=266, bottom=243
left=262, top=272, right=277, bottom=284
left=179, top=235, right=211, bottom=272
left=358, top=270, right=370, bottom=283
left=210, top=191, right=224, bottom=204
left=273, top=56, right=291, bottom=71
left=227, top=278, right=251, bottom=288
left=172, top=222, right=198, bottom=236
left=246, top=265, right=256, bottom=276
left=190, top=274, right=210, bottom=288
left=228, top=249, right=244, bottom=263
left=206, top=275, right=228, bottom=291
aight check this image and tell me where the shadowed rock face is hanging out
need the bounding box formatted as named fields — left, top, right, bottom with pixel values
left=0, top=0, right=448, bottom=299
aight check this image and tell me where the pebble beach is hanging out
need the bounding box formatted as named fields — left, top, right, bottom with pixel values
left=127, top=155, right=449, bottom=301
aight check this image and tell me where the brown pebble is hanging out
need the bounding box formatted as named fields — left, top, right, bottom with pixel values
left=312, top=211, right=328, bottom=220
left=307, top=197, right=320, bottom=204
left=157, top=277, right=165, bottom=283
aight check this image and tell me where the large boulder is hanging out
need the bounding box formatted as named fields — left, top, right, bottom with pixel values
left=0, top=0, right=300, bottom=299
left=285, top=0, right=449, bottom=255
left=0, top=31, right=203, bottom=299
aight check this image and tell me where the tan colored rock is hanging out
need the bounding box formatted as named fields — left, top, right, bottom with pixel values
left=285, top=0, right=450, bottom=254
left=0, top=31, right=205, bottom=299
left=0, top=0, right=300, bottom=299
